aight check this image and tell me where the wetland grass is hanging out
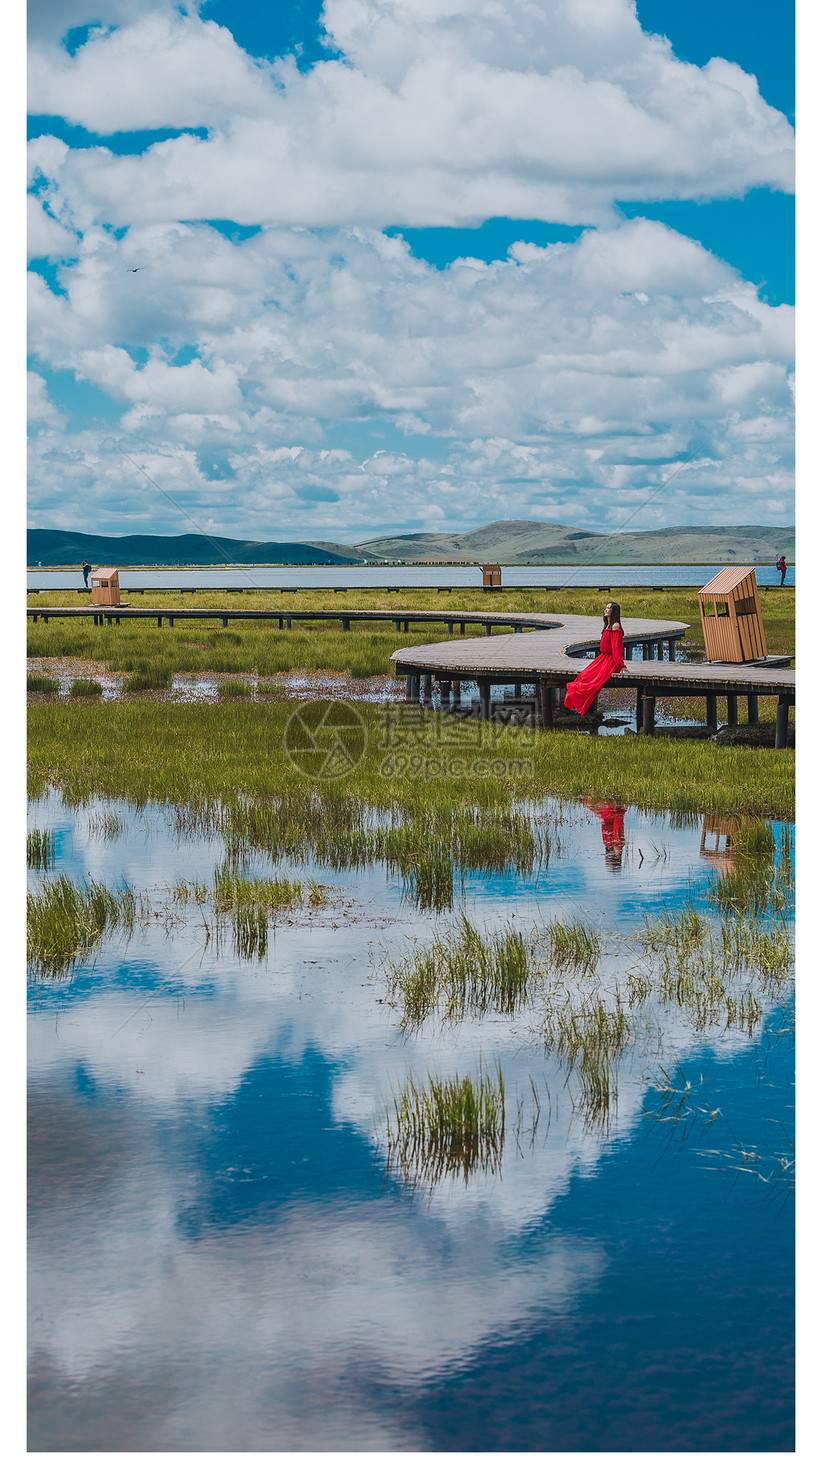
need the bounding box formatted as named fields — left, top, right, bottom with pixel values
left=27, top=829, right=55, bottom=870
left=211, top=865, right=326, bottom=910
left=27, top=875, right=136, bottom=977
left=122, top=660, right=172, bottom=692
left=27, top=673, right=59, bottom=695
left=383, top=915, right=533, bottom=1027
left=382, top=1063, right=506, bottom=1190
left=69, top=678, right=103, bottom=698
left=536, top=915, right=601, bottom=976
left=26, top=700, right=794, bottom=819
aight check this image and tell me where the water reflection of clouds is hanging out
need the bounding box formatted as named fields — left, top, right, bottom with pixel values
left=29, top=1070, right=606, bottom=1449
left=27, top=795, right=792, bottom=1447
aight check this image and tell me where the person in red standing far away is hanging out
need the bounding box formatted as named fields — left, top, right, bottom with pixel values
left=776, top=555, right=787, bottom=587
left=564, top=601, right=627, bottom=717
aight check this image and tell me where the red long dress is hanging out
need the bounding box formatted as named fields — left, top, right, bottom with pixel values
left=564, top=627, right=626, bottom=715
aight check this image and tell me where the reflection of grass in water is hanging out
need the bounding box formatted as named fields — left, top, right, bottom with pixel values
left=540, top=992, right=633, bottom=1130
left=28, top=875, right=136, bottom=978
left=87, top=811, right=125, bottom=840
left=27, top=829, right=56, bottom=870
left=382, top=1063, right=506, bottom=1191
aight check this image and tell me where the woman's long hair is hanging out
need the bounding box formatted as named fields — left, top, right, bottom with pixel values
left=603, top=601, right=621, bottom=630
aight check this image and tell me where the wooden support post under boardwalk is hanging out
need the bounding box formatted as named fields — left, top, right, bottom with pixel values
left=447, top=622, right=454, bottom=634
left=403, top=620, right=410, bottom=633
left=635, top=684, right=643, bottom=730
left=539, top=678, right=554, bottom=728
left=341, top=617, right=350, bottom=631
left=747, top=693, right=759, bottom=724
left=484, top=623, right=492, bottom=636
left=706, top=693, right=718, bottom=729
left=726, top=693, right=738, bottom=726
left=405, top=675, right=412, bottom=699
left=157, top=616, right=163, bottom=628
left=479, top=681, right=491, bottom=720
left=640, top=694, right=656, bottom=735
left=279, top=617, right=284, bottom=630
left=410, top=674, right=420, bottom=701
left=452, top=679, right=461, bottom=706
left=222, top=616, right=228, bottom=629
left=460, top=623, right=466, bottom=634
left=776, top=696, right=789, bottom=749
left=286, top=617, right=292, bottom=630
left=668, top=638, right=676, bottom=661
left=514, top=682, right=522, bottom=698
left=440, top=679, right=451, bottom=708
left=422, top=673, right=433, bottom=705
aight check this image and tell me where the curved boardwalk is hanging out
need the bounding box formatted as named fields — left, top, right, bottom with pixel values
left=390, top=614, right=795, bottom=743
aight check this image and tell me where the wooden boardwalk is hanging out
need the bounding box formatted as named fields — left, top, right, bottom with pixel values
left=390, top=615, right=795, bottom=745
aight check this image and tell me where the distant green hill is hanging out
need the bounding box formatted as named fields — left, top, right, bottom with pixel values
left=28, top=520, right=795, bottom=569
left=355, top=520, right=795, bottom=565
left=27, top=529, right=366, bottom=567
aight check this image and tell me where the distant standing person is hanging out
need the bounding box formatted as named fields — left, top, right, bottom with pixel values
left=82, top=558, right=92, bottom=588
left=776, top=555, right=787, bottom=587
left=564, top=602, right=627, bottom=716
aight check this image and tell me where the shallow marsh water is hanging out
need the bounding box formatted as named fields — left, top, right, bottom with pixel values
left=28, top=792, right=794, bottom=1452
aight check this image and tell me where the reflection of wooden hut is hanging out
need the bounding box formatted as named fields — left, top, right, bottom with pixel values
left=697, top=567, right=767, bottom=662
left=481, top=563, right=502, bottom=588
left=90, top=567, right=121, bottom=606
left=700, top=815, right=738, bottom=875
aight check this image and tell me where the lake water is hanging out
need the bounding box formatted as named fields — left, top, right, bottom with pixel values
left=27, top=791, right=794, bottom=1452
left=28, top=564, right=794, bottom=591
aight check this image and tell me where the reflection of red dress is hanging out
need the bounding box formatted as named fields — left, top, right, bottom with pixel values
left=564, top=627, right=626, bottom=715
left=591, top=804, right=626, bottom=849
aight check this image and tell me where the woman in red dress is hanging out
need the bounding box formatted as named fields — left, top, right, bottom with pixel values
left=564, top=602, right=627, bottom=716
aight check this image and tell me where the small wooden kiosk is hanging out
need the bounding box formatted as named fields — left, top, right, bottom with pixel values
left=481, top=563, right=502, bottom=588
left=90, top=567, right=121, bottom=606
left=697, top=567, right=767, bottom=663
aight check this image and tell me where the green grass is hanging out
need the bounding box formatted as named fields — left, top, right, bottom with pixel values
left=122, top=660, right=172, bottom=691
left=216, top=679, right=255, bottom=698
left=27, top=673, right=59, bottom=695
left=383, top=915, right=533, bottom=1027
left=27, top=829, right=55, bottom=870
left=536, top=915, right=601, bottom=976
left=28, top=875, right=136, bottom=978
left=25, top=585, right=796, bottom=688
left=69, top=677, right=103, bottom=697
left=27, top=699, right=794, bottom=819
left=210, top=865, right=326, bottom=910
left=382, top=1063, right=506, bottom=1190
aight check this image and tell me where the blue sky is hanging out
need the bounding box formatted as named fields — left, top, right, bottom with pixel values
left=27, top=2, right=795, bottom=541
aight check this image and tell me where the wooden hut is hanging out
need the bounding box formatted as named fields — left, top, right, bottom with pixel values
left=697, top=567, right=767, bottom=663
left=90, top=567, right=121, bottom=606
left=481, top=563, right=502, bottom=588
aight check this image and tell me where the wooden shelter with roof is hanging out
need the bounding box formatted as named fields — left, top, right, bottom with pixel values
left=90, top=567, right=121, bottom=607
left=697, top=567, right=767, bottom=663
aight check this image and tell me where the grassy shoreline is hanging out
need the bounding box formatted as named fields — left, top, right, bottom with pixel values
left=28, top=699, right=794, bottom=818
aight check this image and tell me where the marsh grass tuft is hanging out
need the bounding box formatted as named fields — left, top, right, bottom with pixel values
left=27, top=829, right=56, bottom=870
left=28, top=875, right=136, bottom=977
left=123, top=661, right=172, bottom=691
left=382, top=1062, right=506, bottom=1190
left=536, top=915, right=601, bottom=976
left=28, top=673, right=59, bottom=695
left=216, top=679, right=255, bottom=698
left=69, top=678, right=103, bottom=698
left=383, top=915, right=533, bottom=1027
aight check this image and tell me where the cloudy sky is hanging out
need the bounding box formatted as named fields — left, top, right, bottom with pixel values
left=27, top=1, right=795, bottom=542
